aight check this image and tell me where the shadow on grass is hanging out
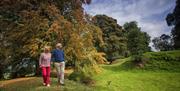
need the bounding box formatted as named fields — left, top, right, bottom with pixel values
left=102, top=60, right=136, bottom=72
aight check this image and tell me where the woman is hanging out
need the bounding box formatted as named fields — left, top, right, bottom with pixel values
left=39, top=46, right=51, bottom=87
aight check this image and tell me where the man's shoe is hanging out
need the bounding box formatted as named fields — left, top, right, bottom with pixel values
left=60, top=83, right=65, bottom=86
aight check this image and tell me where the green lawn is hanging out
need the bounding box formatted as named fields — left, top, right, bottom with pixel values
left=93, top=69, right=180, bottom=91
left=1, top=58, right=180, bottom=91
left=93, top=58, right=180, bottom=91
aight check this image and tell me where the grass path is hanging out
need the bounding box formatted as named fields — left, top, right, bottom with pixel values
left=0, top=77, right=92, bottom=91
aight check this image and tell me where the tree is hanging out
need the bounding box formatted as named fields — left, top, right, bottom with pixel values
left=166, top=0, right=180, bottom=49
left=152, top=34, right=173, bottom=51
left=93, top=15, right=127, bottom=62
left=123, top=21, right=151, bottom=55
left=0, top=0, right=105, bottom=79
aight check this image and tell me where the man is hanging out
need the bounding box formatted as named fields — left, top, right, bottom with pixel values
left=52, top=43, right=65, bottom=85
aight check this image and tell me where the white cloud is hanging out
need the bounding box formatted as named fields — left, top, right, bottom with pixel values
left=139, top=21, right=171, bottom=38
left=84, top=0, right=176, bottom=51
left=84, top=0, right=175, bottom=36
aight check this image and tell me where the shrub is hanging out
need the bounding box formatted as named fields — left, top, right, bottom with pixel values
left=143, top=50, right=180, bottom=72
left=131, top=54, right=149, bottom=68
left=3, top=59, right=36, bottom=79
left=68, top=71, right=95, bottom=86
left=68, top=71, right=83, bottom=82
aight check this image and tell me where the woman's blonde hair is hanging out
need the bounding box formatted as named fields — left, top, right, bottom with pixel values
left=44, top=46, right=51, bottom=52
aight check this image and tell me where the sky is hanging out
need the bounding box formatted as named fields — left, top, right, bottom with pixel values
left=83, top=0, right=176, bottom=50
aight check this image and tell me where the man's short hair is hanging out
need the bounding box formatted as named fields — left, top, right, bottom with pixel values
left=56, top=43, right=62, bottom=48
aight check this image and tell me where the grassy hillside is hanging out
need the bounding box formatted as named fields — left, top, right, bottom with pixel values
left=143, top=50, right=180, bottom=72
left=1, top=51, right=180, bottom=91
left=93, top=57, right=180, bottom=91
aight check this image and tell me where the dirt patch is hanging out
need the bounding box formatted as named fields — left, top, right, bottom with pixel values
left=0, top=77, right=36, bottom=88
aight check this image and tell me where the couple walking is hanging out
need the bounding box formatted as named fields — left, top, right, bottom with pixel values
left=39, top=43, right=65, bottom=87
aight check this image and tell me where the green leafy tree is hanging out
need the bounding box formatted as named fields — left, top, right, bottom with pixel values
left=152, top=34, right=173, bottom=51
left=93, top=15, right=127, bottom=61
left=123, top=21, right=151, bottom=55
left=166, top=0, right=180, bottom=49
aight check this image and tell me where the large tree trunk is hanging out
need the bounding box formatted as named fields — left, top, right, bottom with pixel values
left=0, top=68, right=3, bottom=79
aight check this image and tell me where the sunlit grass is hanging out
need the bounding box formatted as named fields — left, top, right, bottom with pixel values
left=93, top=69, right=180, bottom=91
left=93, top=58, right=180, bottom=91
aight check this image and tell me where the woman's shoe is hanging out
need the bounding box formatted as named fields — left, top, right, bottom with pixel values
left=47, top=84, right=50, bottom=87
